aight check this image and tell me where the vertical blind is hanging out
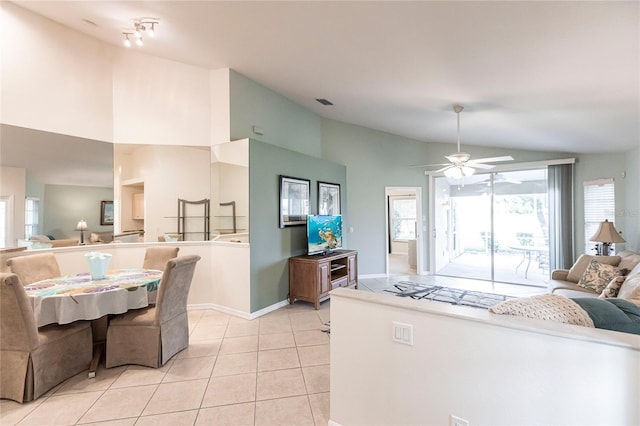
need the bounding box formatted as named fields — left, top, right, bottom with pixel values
left=583, top=178, right=615, bottom=254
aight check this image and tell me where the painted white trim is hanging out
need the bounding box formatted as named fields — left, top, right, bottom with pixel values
left=187, top=299, right=291, bottom=320
left=328, top=420, right=342, bottom=426
left=358, top=273, right=389, bottom=279
left=188, top=303, right=251, bottom=320
left=384, top=186, right=425, bottom=276
left=584, top=178, right=614, bottom=186
left=248, top=299, right=290, bottom=320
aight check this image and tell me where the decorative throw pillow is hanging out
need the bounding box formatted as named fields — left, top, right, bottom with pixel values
left=598, top=276, right=627, bottom=299
left=576, top=259, right=625, bottom=293
left=618, top=253, right=640, bottom=272
left=489, top=294, right=594, bottom=327
left=617, top=274, right=640, bottom=307
left=566, top=255, right=621, bottom=283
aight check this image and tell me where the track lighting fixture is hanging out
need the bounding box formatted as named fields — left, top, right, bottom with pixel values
left=122, top=18, right=159, bottom=48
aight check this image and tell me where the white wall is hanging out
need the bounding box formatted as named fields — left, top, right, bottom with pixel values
left=0, top=2, right=113, bottom=142
left=210, top=68, right=232, bottom=144
left=114, top=145, right=211, bottom=242
left=1, top=2, right=218, bottom=148
left=0, top=241, right=251, bottom=316
left=111, top=49, right=211, bottom=146
left=330, top=288, right=640, bottom=426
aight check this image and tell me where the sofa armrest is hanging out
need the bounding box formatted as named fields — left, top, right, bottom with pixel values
left=551, top=269, right=570, bottom=281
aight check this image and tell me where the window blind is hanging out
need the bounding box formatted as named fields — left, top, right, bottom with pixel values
left=583, top=178, right=615, bottom=253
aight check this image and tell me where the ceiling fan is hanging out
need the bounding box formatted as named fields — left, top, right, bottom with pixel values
left=412, top=105, right=513, bottom=179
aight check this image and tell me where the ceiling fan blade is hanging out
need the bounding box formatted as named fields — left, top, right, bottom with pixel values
left=433, top=165, right=454, bottom=173
left=469, top=163, right=495, bottom=170
left=409, top=163, right=449, bottom=168
left=468, top=155, right=514, bottom=164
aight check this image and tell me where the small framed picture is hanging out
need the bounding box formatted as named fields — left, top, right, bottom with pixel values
left=100, top=200, right=114, bottom=226
left=318, top=181, right=341, bottom=215
left=279, top=176, right=310, bottom=228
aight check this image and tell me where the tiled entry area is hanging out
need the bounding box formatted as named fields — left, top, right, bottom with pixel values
left=0, top=304, right=331, bottom=426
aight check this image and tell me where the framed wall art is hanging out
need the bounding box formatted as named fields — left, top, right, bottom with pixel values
left=100, top=200, right=114, bottom=226
left=318, top=181, right=341, bottom=215
left=279, top=175, right=310, bottom=227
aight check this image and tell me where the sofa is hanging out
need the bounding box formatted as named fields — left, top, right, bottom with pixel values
left=487, top=250, right=640, bottom=335
left=548, top=250, right=640, bottom=298
left=28, top=235, right=78, bottom=248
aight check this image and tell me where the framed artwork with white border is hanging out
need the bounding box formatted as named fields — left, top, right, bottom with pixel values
left=318, top=181, right=341, bottom=215
left=279, top=175, right=310, bottom=227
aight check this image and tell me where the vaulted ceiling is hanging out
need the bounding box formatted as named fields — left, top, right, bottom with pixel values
left=11, top=1, right=640, bottom=154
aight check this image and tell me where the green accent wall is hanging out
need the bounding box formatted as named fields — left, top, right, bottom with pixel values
left=229, top=70, right=322, bottom=158
left=249, top=139, right=347, bottom=312
left=43, top=184, right=113, bottom=239
left=574, top=151, right=631, bottom=255
left=625, top=146, right=640, bottom=251
left=320, top=117, right=579, bottom=274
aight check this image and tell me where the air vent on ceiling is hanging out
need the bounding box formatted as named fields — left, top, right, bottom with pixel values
left=315, top=98, right=334, bottom=106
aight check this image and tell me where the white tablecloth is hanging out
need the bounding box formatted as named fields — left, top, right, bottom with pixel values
left=25, top=269, right=162, bottom=327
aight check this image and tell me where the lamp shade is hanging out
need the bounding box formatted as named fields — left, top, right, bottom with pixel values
left=76, top=220, right=88, bottom=231
left=589, top=219, right=625, bottom=243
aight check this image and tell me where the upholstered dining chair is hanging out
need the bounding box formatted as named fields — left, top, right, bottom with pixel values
left=0, top=272, right=92, bottom=403
left=6, top=252, right=61, bottom=285
left=105, top=255, right=201, bottom=368
left=142, top=246, right=180, bottom=271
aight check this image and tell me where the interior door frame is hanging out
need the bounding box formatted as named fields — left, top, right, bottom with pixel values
left=384, top=186, right=424, bottom=275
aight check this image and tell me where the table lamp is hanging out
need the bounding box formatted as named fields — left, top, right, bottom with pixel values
left=589, top=219, right=625, bottom=255
left=76, top=220, right=88, bottom=245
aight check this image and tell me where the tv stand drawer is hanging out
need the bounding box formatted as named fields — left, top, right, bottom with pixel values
left=331, top=276, right=348, bottom=290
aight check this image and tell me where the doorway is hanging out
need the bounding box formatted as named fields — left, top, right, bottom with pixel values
left=431, top=169, right=549, bottom=286
left=385, top=187, right=423, bottom=276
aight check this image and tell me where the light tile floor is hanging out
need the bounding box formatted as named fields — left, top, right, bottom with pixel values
left=0, top=275, right=545, bottom=425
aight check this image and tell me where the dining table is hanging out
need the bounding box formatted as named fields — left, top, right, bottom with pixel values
left=24, top=268, right=163, bottom=378
left=509, top=245, right=547, bottom=279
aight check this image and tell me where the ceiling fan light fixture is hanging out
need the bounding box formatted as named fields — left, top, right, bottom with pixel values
left=461, top=165, right=475, bottom=176
left=444, top=166, right=463, bottom=179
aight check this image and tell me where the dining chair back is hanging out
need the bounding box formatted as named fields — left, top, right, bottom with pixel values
left=106, top=255, right=201, bottom=368
left=0, top=272, right=92, bottom=402
left=6, top=252, right=61, bottom=285
left=142, top=246, right=180, bottom=271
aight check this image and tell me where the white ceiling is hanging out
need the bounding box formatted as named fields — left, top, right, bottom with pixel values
left=11, top=1, right=640, bottom=154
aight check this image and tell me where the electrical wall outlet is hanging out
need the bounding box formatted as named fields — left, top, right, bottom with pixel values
left=450, top=415, right=469, bottom=426
left=392, top=321, right=413, bottom=345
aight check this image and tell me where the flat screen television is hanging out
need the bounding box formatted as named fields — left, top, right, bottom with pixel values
left=307, top=215, right=343, bottom=255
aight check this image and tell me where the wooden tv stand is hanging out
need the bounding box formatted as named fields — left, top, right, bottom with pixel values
left=289, top=249, right=358, bottom=310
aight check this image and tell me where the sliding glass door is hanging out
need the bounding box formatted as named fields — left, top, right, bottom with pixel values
left=433, top=169, right=549, bottom=286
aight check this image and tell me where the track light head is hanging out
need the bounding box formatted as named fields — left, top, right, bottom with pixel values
left=124, top=18, right=159, bottom=48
